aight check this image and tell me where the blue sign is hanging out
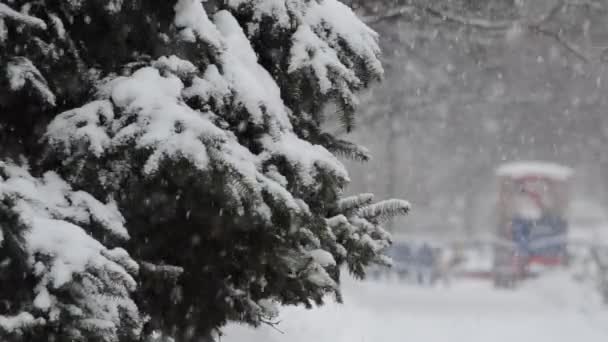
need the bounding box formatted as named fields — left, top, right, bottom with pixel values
left=511, top=215, right=567, bottom=259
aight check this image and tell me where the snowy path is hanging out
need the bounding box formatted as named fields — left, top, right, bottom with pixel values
left=223, top=272, right=608, bottom=342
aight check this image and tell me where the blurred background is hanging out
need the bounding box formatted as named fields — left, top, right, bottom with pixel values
left=343, top=0, right=608, bottom=239
left=224, top=1, right=608, bottom=341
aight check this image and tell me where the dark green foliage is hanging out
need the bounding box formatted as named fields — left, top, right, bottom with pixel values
left=0, top=1, right=407, bottom=341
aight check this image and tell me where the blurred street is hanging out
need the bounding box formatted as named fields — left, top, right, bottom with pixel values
left=224, top=271, right=608, bottom=342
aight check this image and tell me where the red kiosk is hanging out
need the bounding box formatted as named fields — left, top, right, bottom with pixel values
left=493, top=161, right=573, bottom=287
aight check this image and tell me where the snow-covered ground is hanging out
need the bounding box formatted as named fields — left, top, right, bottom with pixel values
left=224, top=271, right=608, bottom=342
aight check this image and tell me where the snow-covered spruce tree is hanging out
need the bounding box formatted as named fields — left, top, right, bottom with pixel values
left=1, top=0, right=408, bottom=341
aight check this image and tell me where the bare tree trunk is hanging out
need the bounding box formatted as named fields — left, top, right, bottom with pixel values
left=384, top=110, right=401, bottom=232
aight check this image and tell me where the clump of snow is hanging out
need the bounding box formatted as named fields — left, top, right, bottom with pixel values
left=497, top=161, right=573, bottom=181
left=0, top=163, right=128, bottom=240
left=302, top=0, right=383, bottom=76
left=306, top=263, right=337, bottom=288
left=0, top=312, right=44, bottom=333
left=289, top=24, right=358, bottom=94
left=152, top=55, right=198, bottom=78
left=183, top=64, right=232, bottom=107
left=109, top=67, right=224, bottom=174
left=27, top=217, right=127, bottom=288
left=308, top=249, right=336, bottom=267
left=174, top=0, right=222, bottom=47
left=214, top=10, right=291, bottom=130
left=46, top=100, right=114, bottom=157
left=261, top=132, right=349, bottom=186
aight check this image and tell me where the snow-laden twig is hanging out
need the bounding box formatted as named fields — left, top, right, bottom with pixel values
left=358, top=199, right=410, bottom=222
left=337, top=193, right=374, bottom=213
left=0, top=3, right=46, bottom=30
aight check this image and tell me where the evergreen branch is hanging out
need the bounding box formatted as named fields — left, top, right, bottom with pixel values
left=336, top=105, right=356, bottom=133
left=140, top=261, right=184, bottom=281
left=326, top=214, right=349, bottom=228
left=6, top=57, right=56, bottom=106
left=0, top=3, right=47, bottom=30
left=358, top=199, right=410, bottom=222
left=336, top=193, right=374, bottom=213
left=319, top=133, right=371, bottom=162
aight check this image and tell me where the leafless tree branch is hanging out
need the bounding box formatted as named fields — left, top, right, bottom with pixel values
left=363, top=1, right=590, bottom=63
left=528, top=26, right=590, bottom=62
left=529, top=0, right=565, bottom=26
left=260, top=318, right=285, bottom=334
left=362, top=5, right=417, bottom=24
left=421, top=6, right=512, bottom=30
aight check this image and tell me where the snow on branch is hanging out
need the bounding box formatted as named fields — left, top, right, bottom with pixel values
left=324, top=194, right=408, bottom=279
left=0, top=162, right=142, bottom=340
left=46, top=59, right=325, bottom=222
left=0, top=3, right=47, bottom=30
left=140, top=261, right=184, bottom=281
left=226, top=0, right=382, bottom=126
left=0, top=312, right=44, bottom=335
left=336, top=193, right=374, bottom=213
left=47, top=9, right=354, bottom=212
left=319, top=134, right=371, bottom=162
left=5, top=57, right=56, bottom=106
left=289, top=24, right=360, bottom=94
left=173, top=0, right=222, bottom=47
left=358, top=199, right=411, bottom=223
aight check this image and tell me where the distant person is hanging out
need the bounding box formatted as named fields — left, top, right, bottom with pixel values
left=416, top=243, right=435, bottom=286
left=392, top=243, right=412, bottom=280
left=436, top=249, right=453, bottom=287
